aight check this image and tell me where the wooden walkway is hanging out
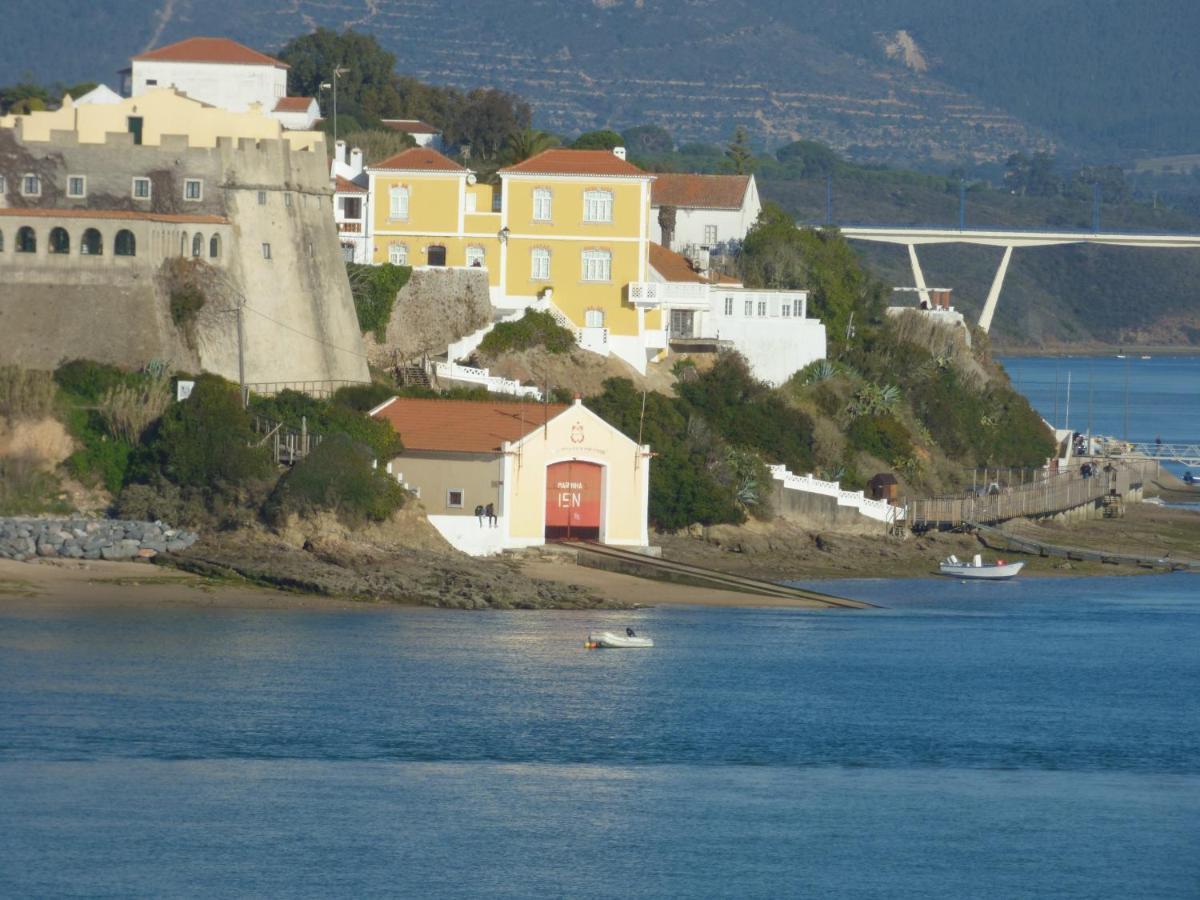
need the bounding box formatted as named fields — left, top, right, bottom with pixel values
left=973, top=523, right=1200, bottom=572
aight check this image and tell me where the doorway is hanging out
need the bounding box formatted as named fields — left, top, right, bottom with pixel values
left=545, top=461, right=602, bottom=541
left=427, top=244, right=447, bottom=266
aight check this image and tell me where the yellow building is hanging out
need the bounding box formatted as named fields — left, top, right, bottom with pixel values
left=370, top=396, right=651, bottom=556
left=365, top=146, right=665, bottom=373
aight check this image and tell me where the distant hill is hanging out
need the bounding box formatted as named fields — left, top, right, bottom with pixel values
left=5, top=1, right=1200, bottom=167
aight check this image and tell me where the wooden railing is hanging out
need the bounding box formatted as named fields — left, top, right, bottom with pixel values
left=253, top=415, right=323, bottom=465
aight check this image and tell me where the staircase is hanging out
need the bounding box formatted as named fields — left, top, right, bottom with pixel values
left=396, top=360, right=431, bottom=388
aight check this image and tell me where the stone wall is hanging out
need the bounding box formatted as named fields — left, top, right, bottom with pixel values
left=0, top=518, right=198, bottom=561
left=364, top=267, right=493, bottom=366
left=770, top=482, right=892, bottom=535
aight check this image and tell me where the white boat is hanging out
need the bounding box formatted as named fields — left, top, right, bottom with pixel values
left=587, top=631, right=654, bottom=649
left=938, top=553, right=1025, bottom=580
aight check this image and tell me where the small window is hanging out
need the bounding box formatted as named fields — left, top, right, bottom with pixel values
left=724, top=297, right=733, bottom=316
left=388, top=243, right=408, bottom=265
left=284, top=192, right=293, bottom=208
left=16, top=226, right=36, bottom=253
left=114, top=229, right=136, bottom=256
left=209, top=234, right=220, bottom=258
left=583, top=189, right=612, bottom=223
left=446, top=489, right=465, bottom=509
left=389, top=185, right=409, bottom=220
left=581, top=249, right=611, bottom=282
left=67, top=176, right=87, bottom=199
left=257, top=191, right=267, bottom=205
left=533, top=187, right=552, bottom=221
left=781, top=302, right=791, bottom=318
left=758, top=301, right=767, bottom=317
left=744, top=299, right=753, bottom=316
left=531, top=247, right=550, bottom=280
left=145, top=79, right=157, bottom=86
left=21, top=174, right=40, bottom=197
left=793, top=299, right=803, bottom=317
left=49, top=227, right=70, bottom=254
left=466, top=245, right=485, bottom=268
left=585, top=308, right=605, bottom=328
left=191, top=233, right=203, bottom=257
left=262, top=243, right=272, bottom=260
left=464, top=192, right=477, bottom=213
left=132, top=177, right=151, bottom=199
left=184, top=179, right=202, bottom=201
left=704, top=224, right=718, bottom=245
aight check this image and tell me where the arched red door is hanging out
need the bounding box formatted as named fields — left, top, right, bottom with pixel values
left=545, top=461, right=602, bottom=541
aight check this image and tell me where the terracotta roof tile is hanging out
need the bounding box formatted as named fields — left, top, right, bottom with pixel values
left=134, top=37, right=288, bottom=69
left=648, top=242, right=707, bottom=284
left=381, top=119, right=440, bottom=134
left=369, top=147, right=466, bottom=172
left=500, top=149, right=648, bottom=178
left=651, top=173, right=750, bottom=209
left=371, top=398, right=569, bottom=453
left=334, top=176, right=367, bottom=193
left=0, top=207, right=228, bottom=225
left=273, top=96, right=314, bottom=113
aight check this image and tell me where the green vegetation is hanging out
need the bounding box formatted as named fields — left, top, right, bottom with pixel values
left=250, top=387, right=404, bottom=460
left=572, top=130, right=624, bottom=150
left=346, top=263, right=411, bottom=338
left=267, top=433, right=406, bottom=526
left=478, top=310, right=575, bottom=356
left=0, top=458, right=71, bottom=517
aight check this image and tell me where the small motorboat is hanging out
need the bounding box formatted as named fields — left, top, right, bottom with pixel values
left=586, top=630, right=654, bottom=649
left=938, top=553, right=1025, bottom=580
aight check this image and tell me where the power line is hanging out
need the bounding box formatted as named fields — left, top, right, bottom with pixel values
left=239, top=302, right=370, bottom=361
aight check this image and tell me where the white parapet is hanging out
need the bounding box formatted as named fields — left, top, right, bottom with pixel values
left=434, top=361, right=542, bottom=400
left=768, top=464, right=905, bottom=524
left=427, top=515, right=509, bottom=556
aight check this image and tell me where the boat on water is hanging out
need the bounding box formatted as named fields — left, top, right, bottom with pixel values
left=939, top=553, right=1025, bottom=580
left=586, top=630, right=654, bottom=649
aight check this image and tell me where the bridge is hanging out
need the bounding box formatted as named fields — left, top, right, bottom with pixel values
left=1112, top=442, right=1200, bottom=468
left=833, top=224, right=1200, bottom=332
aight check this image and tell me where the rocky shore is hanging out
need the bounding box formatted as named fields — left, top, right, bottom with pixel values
left=0, top=517, right=198, bottom=562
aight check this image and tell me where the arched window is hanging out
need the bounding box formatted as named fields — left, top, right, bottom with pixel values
left=465, top=245, right=485, bottom=268
left=191, top=233, right=203, bottom=257
left=180, top=232, right=188, bottom=256
left=16, top=226, right=36, bottom=253
left=81, top=228, right=103, bottom=256
left=531, top=247, right=550, bottom=280
left=209, top=234, right=220, bottom=258
left=49, top=227, right=70, bottom=254
left=0, top=229, right=4, bottom=252
left=388, top=242, right=407, bottom=265
left=115, top=230, right=136, bottom=257
left=389, top=185, right=409, bottom=220
left=426, top=244, right=446, bottom=267
left=533, top=187, right=552, bottom=221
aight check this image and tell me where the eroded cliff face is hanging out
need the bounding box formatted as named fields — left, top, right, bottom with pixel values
left=364, top=268, right=493, bottom=365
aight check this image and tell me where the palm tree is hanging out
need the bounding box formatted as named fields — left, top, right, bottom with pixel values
left=503, top=128, right=560, bottom=164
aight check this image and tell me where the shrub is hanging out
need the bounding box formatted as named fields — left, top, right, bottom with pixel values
left=332, top=382, right=397, bottom=412
left=0, top=366, right=57, bottom=419
left=98, top=375, right=172, bottom=445
left=250, top=388, right=403, bottom=460
left=347, top=263, right=411, bottom=338
left=53, top=359, right=129, bottom=402
left=478, top=309, right=575, bottom=355
left=846, top=414, right=914, bottom=465
left=268, top=433, right=407, bottom=526
left=0, top=456, right=72, bottom=516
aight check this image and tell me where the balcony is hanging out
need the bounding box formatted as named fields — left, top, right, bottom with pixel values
left=627, top=281, right=710, bottom=310
left=337, top=221, right=363, bottom=234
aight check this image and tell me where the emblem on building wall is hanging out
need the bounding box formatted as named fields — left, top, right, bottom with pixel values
left=570, top=422, right=585, bottom=444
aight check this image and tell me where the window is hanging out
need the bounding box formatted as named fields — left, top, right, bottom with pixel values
left=758, top=301, right=767, bottom=317
left=531, top=247, right=550, bottom=280
left=191, top=233, right=203, bottom=257
left=209, top=234, right=220, bottom=258
left=581, top=249, right=611, bottom=282
left=67, top=176, right=87, bottom=199
left=114, top=229, right=136, bottom=256
left=533, top=187, right=552, bottom=221
left=466, top=245, right=485, bottom=268
left=81, top=228, right=102, bottom=256
left=21, top=174, right=40, bottom=197
left=145, top=79, right=157, bottom=86
left=446, top=489, right=464, bottom=509
left=781, top=302, right=791, bottom=317
left=744, top=299, right=753, bottom=316
left=284, top=192, right=293, bottom=208
left=49, top=227, right=70, bottom=254
left=389, top=185, right=409, bottom=220
left=793, top=298, right=803, bottom=317
left=583, top=190, right=612, bottom=223
left=16, top=227, right=36, bottom=253
left=341, top=197, right=362, bottom=219
left=704, top=224, right=718, bottom=245
left=585, top=308, right=605, bottom=328
left=341, top=243, right=355, bottom=262
left=724, top=296, right=733, bottom=316
left=184, top=179, right=202, bottom=201
left=388, top=243, right=408, bottom=265
left=132, top=177, right=151, bottom=199
left=262, top=243, right=272, bottom=260
left=257, top=191, right=267, bottom=205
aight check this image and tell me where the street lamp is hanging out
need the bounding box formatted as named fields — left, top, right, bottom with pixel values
left=321, top=66, right=350, bottom=149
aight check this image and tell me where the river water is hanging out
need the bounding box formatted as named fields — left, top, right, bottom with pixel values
left=2, top=575, right=1198, bottom=898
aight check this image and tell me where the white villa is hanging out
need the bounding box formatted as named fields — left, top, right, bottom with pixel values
left=650, top=173, right=762, bottom=254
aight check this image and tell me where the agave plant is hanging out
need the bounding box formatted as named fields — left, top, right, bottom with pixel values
left=846, top=381, right=902, bottom=418
left=802, top=360, right=838, bottom=385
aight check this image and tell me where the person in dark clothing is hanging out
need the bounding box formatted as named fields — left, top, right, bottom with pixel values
left=474, top=504, right=485, bottom=527
left=485, top=502, right=497, bottom=528
left=626, top=627, right=636, bottom=638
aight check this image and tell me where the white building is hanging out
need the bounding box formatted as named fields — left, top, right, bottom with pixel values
left=330, top=141, right=370, bottom=262
left=635, top=244, right=826, bottom=386
left=650, top=173, right=762, bottom=253
left=381, top=119, right=443, bottom=149
left=123, top=37, right=315, bottom=129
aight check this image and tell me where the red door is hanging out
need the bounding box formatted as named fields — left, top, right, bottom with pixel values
left=545, top=461, right=602, bottom=541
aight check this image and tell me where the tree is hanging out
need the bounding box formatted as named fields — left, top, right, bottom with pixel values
left=658, top=205, right=677, bottom=247
left=503, top=127, right=560, bottom=164
left=448, top=88, right=532, bottom=160
left=726, top=125, right=755, bottom=175
left=572, top=129, right=624, bottom=150
left=337, top=129, right=416, bottom=165
left=622, top=124, right=673, bottom=156
left=277, top=29, right=401, bottom=123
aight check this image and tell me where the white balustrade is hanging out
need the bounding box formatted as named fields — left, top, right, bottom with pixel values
left=434, top=361, right=542, bottom=400
left=768, top=464, right=904, bottom=523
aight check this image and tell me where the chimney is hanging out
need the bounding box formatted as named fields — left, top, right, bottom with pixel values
left=335, top=139, right=346, bottom=165
left=612, top=146, right=626, bottom=160
left=350, top=147, right=363, bottom=175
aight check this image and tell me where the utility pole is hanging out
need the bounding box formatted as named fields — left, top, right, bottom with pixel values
left=959, top=178, right=966, bottom=231
left=825, top=174, right=833, bottom=226
left=1092, top=182, right=1101, bottom=233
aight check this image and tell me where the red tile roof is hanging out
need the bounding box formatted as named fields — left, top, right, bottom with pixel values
left=648, top=242, right=706, bottom=284
left=334, top=176, right=367, bottom=194
left=381, top=119, right=440, bottom=134
left=133, top=37, right=288, bottom=69
left=651, top=173, right=751, bottom=209
left=370, top=147, right=466, bottom=172
left=0, top=208, right=229, bottom=225
left=273, top=96, right=315, bottom=113
left=371, top=398, right=569, bottom=454
left=500, top=149, right=648, bottom=178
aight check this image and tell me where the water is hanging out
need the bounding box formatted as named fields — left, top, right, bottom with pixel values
left=1000, top=355, right=1200, bottom=477
left=3, top=576, right=1198, bottom=898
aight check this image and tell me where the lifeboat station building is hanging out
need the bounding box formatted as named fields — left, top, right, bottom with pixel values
left=370, top=397, right=651, bottom=556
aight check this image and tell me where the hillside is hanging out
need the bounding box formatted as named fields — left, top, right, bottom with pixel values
left=5, top=1, right=1200, bottom=165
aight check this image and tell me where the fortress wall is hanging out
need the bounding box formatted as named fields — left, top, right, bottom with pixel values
left=0, top=128, right=368, bottom=384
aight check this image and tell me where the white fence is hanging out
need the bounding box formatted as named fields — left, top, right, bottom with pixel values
left=433, top=361, right=542, bottom=400
left=768, top=464, right=903, bottom=524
